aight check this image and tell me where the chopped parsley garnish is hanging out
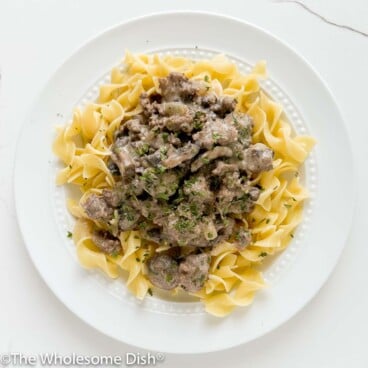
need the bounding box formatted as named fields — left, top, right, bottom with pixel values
left=67, top=231, right=73, bottom=238
left=212, top=132, right=221, bottom=142
left=284, top=204, right=292, bottom=209
left=204, top=75, right=209, bottom=82
left=136, top=257, right=141, bottom=262
left=266, top=218, right=270, bottom=224
left=155, top=165, right=166, bottom=174
left=189, top=203, right=199, bottom=216
left=162, top=132, right=169, bottom=142
left=238, top=126, right=250, bottom=140
left=290, top=233, right=294, bottom=238
left=141, top=168, right=157, bottom=183
left=136, top=143, right=150, bottom=156
left=193, top=111, right=205, bottom=130
left=166, top=274, right=173, bottom=282
left=159, top=146, right=168, bottom=159
left=147, top=288, right=153, bottom=296
left=202, top=158, right=210, bottom=165
left=156, top=192, right=169, bottom=201
left=184, top=177, right=197, bottom=189
left=259, top=252, right=268, bottom=257
left=174, top=218, right=194, bottom=233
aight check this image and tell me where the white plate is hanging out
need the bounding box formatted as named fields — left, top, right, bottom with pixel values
left=14, top=12, right=354, bottom=353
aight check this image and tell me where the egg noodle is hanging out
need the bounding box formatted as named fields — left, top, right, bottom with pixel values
left=53, top=52, right=315, bottom=317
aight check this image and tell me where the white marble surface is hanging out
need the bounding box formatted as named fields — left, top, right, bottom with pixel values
left=0, top=0, right=367, bottom=366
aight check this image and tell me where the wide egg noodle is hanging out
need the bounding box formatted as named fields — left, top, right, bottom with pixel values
left=53, top=52, right=315, bottom=317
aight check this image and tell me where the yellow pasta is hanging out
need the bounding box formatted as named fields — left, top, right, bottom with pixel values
left=53, top=52, right=315, bottom=317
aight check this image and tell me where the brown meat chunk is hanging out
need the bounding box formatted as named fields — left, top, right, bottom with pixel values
left=82, top=194, right=113, bottom=221
left=110, top=139, right=137, bottom=177
left=191, top=146, right=233, bottom=172
left=242, top=143, right=274, bottom=175
left=163, top=143, right=200, bottom=169
left=159, top=72, right=201, bottom=102
left=118, top=202, right=141, bottom=231
left=212, top=217, right=236, bottom=246
left=124, top=118, right=149, bottom=141
left=146, top=254, right=179, bottom=290
left=179, top=253, right=210, bottom=292
left=225, top=113, right=253, bottom=147
left=216, top=173, right=261, bottom=215
left=140, top=168, right=181, bottom=200
left=210, top=96, right=237, bottom=117
left=183, top=175, right=214, bottom=204
left=212, top=161, right=239, bottom=176
left=102, top=187, right=123, bottom=207
left=193, top=119, right=238, bottom=150
left=162, top=213, right=217, bottom=247
left=92, top=230, right=122, bottom=255
left=140, top=93, right=159, bottom=117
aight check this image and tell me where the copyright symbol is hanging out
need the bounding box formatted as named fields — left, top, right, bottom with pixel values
left=156, top=353, right=165, bottom=362
left=0, top=354, right=11, bottom=367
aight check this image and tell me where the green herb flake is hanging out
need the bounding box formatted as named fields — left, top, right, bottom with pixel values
left=202, top=158, right=210, bottom=165
left=156, top=193, right=169, bottom=201
left=204, top=75, right=209, bottom=82
left=193, top=111, right=205, bottom=130
left=184, top=177, right=196, bottom=189
left=190, top=203, right=199, bottom=216
left=155, top=165, right=166, bottom=174
left=212, top=132, right=221, bottom=142
left=136, top=257, right=141, bottom=262
left=165, top=274, right=173, bottom=283
left=290, top=233, right=294, bottom=238
left=159, top=146, right=168, bottom=159
left=147, top=288, right=153, bottom=296
left=136, top=143, right=150, bottom=156
left=259, top=252, right=268, bottom=257
left=284, top=204, right=292, bottom=209
left=174, top=218, right=193, bottom=233
left=292, top=197, right=297, bottom=202
left=162, top=132, right=169, bottom=142
left=67, top=231, right=73, bottom=238
left=266, top=219, right=270, bottom=224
